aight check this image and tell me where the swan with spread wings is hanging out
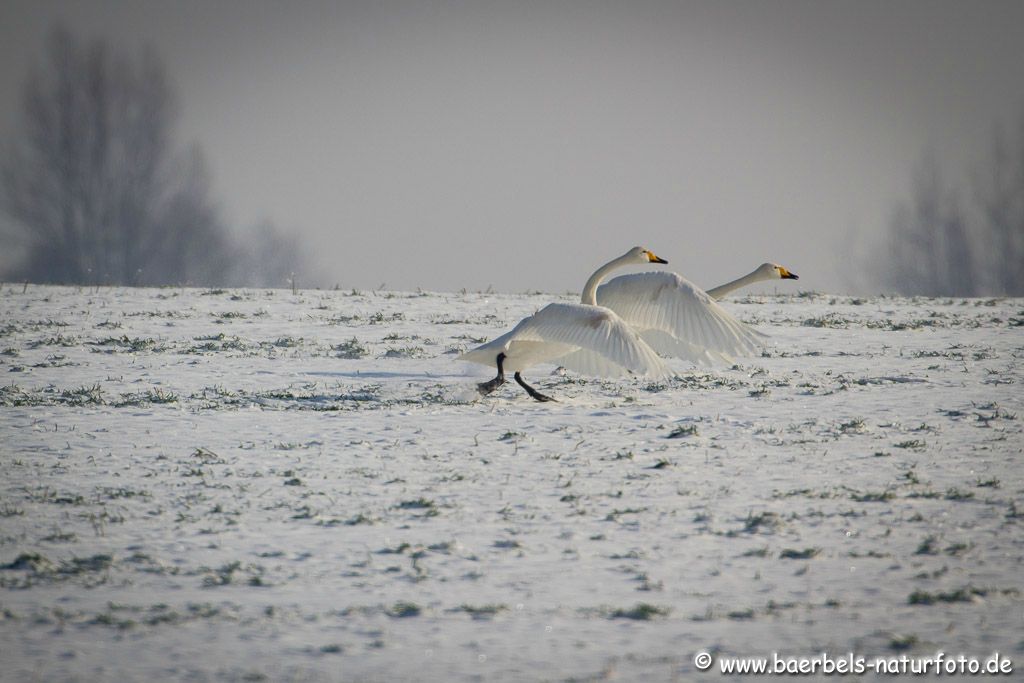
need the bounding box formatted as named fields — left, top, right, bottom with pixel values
left=459, top=247, right=774, bottom=401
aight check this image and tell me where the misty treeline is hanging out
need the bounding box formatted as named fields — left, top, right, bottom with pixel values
left=0, top=26, right=308, bottom=288
left=874, top=115, right=1024, bottom=297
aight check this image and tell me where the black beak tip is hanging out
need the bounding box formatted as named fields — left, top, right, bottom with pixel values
left=654, top=257, right=668, bottom=264
left=785, top=273, right=799, bottom=280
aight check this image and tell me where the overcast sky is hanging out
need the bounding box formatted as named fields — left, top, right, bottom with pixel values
left=2, top=1, right=1023, bottom=293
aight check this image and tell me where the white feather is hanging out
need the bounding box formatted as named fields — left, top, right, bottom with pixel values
left=458, top=247, right=673, bottom=384
left=589, top=271, right=766, bottom=365
left=459, top=302, right=669, bottom=378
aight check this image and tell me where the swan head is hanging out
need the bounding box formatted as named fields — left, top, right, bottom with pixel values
left=626, top=246, right=668, bottom=264
left=757, top=262, right=799, bottom=280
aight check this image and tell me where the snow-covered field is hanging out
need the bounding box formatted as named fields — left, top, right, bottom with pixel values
left=1, top=284, right=1021, bottom=682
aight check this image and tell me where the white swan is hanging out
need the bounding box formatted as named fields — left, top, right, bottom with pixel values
left=458, top=247, right=671, bottom=401
left=555, top=264, right=783, bottom=370
left=704, top=262, right=798, bottom=300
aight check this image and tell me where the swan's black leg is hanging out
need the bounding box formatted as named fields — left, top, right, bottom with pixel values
left=514, top=372, right=556, bottom=402
left=477, top=352, right=507, bottom=396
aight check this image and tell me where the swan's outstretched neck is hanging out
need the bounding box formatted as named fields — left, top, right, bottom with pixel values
left=581, top=253, right=634, bottom=305
left=705, top=269, right=769, bottom=300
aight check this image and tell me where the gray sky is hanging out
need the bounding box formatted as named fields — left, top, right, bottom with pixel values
left=2, top=0, right=1023, bottom=293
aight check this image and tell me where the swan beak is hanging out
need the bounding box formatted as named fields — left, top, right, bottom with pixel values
left=779, top=267, right=799, bottom=280
left=646, top=251, right=668, bottom=264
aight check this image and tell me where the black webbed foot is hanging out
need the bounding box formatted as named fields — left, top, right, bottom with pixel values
left=477, top=375, right=506, bottom=396
left=477, top=352, right=507, bottom=396
left=514, top=372, right=557, bottom=402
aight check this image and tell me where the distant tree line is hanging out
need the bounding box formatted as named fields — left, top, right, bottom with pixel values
left=874, top=115, right=1024, bottom=296
left=0, top=25, right=309, bottom=288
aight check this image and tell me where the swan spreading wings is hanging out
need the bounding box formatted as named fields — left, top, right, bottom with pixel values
left=459, top=247, right=670, bottom=401
left=459, top=247, right=783, bottom=401
left=557, top=262, right=800, bottom=370
left=558, top=271, right=764, bottom=371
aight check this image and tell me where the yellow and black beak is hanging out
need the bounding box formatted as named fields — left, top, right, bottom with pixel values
left=779, top=267, right=799, bottom=280
left=646, top=251, right=668, bottom=264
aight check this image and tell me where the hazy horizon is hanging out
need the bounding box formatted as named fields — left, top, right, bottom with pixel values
left=2, top=0, right=1023, bottom=294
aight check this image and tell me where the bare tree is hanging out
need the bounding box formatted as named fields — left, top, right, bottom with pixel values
left=973, top=116, right=1024, bottom=295
left=878, top=152, right=977, bottom=296
left=1, top=25, right=323, bottom=290
left=1, top=25, right=309, bottom=288
left=144, top=145, right=238, bottom=286
left=874, top=113, right=1024, bottom=297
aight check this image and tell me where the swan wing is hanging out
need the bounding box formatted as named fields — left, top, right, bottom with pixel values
left=595, top=271, right=766, bottom=363
left=514, top=303, right=669, bottom=377
left=555, top=347, right=639, bottom=379
left=459, top=303, right=668, bottom=378
left=458, top=326, right=575, bottom=369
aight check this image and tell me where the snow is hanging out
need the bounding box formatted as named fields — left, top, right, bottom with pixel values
left=1, top=284, right=1022, bottom=681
